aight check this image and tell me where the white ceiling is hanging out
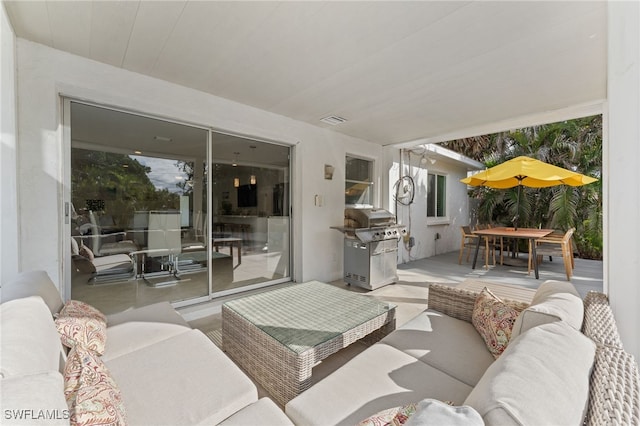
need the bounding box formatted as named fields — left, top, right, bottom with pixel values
left=5, top=1, right=607, bottom=146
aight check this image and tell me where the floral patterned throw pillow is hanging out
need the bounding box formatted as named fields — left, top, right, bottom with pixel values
left=58, top=300, right=107, bottom=322
left=55, top=315, right=107, bottom=355
left=357, top=403, right=417, bottom=426
left=472, top=287, right=519, bottom=359
left=64, top=346, right=127, bottom=426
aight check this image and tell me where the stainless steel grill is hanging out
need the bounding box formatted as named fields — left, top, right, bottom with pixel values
left=332, top=208, right=406, bottom=290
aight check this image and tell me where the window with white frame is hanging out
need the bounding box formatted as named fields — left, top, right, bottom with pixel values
left=427, top=173, right=447, bottom=217
left=345, top=156, right=373, bottom=207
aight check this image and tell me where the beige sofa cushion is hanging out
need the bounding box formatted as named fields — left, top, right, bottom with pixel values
left=102, top=321, right=191, bottom=361
left=511, top=280, right=583, bottom=339
left=285, top=343, right=473, bottom=426
left=0, top=296, right=64, bottom=377
left=106, top=301, right=190, bottom=327
left=1, top=270, right=64, bottom=315
left=464, top=321, right=596, bottom=425
left=381, top=309, right=495, bottom=386
left=0, top=371, right=70, bottom=426
left=105, top=329, right=258, bottom=425
left=219, top=398, right=294, bottom=426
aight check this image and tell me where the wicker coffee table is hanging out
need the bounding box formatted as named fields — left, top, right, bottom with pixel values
left=222, top=281, right=396, bottom=405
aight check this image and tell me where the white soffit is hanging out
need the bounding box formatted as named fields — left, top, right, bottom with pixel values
left=4, top=0, right=607, bottom=145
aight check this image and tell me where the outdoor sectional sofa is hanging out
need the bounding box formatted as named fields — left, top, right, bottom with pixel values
left=2, top=270, right=639, bottom=426
left=285, top=280, right=640, bottom=425
left=0, top=270, right=293, bottom=426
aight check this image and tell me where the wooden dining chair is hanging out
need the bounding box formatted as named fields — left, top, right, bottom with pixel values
left=485, top=223, right=504, bottom=265
left=529, top=228, right=575, bottom=280
left=459, top=225, right=481, bottom=265
left=475, top=224, right=502, bottom=267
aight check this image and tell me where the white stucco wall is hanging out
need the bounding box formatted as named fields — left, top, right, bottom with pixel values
left=14, top=39, right=382, bottom=292
left=607, top=0, right=640, bottom=361
left=385, top=148, right=472, bottom=263
left=0, top=3, right=18, bottom=283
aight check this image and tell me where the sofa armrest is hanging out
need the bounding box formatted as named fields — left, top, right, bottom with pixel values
left=585, top=345, right=640, bottom=426
left=427, top=284, right=529, bottom=324
left=582, top=291, right=624, bottom=349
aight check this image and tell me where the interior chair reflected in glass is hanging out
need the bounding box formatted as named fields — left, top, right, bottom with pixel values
left=142, top=210, right=183, bottom=287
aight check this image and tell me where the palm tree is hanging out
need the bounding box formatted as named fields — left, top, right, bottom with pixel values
left=447, top=115, right=602, bottom=259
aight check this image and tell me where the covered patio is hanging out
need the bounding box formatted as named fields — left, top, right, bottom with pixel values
left=2, top=0, right=638, bottom=369
left=189, top=250, right=604, bottom=405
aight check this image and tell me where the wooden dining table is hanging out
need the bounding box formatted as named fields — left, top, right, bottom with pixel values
left=472, top=227, right=554, bottom=279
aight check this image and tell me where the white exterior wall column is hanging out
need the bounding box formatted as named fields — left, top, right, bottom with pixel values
left=606, top=0, right=640, bottom=361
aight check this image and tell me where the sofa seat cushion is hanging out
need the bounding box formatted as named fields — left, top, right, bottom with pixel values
left=0, top=371, right=70, bottom=426
left=105, top=329, right=258, bottom=425
left=91, top=254, right=134, bottom=274
left=381, top=309, right=495, bottom=386
left=106, top=301, right=190, bottom=328
left=285, top=343, right=473, bottom=426
left=102, top=321, right=190, bottom=361
left=511, top=280, right=583, bottom=339
left=464, top=321, right=596, bottom=426
left=0, top=296, right=64, bottom=377
left=218, top=398, right=294, bottom=426
left=99, top=241, right=138, bottom=257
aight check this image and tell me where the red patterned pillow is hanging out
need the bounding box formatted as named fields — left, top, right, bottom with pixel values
left=58, top=300, right=106, bottom=322
left=64, top=346, right=127, bottom=426
left=357, top=403, right=417, bottom=426
left=55, top=315, right=107, bottom=355
left=78, top=243, right=94, bottom=261
left=472, top=287, right=519, bottom=359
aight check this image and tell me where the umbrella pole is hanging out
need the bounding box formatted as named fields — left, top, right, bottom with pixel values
left=514, top=183, right=522, bottom=231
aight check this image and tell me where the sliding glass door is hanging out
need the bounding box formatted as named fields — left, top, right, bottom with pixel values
left=65, top=99, right=291, bottom=314
left=210, top=133, right=291, bottom=296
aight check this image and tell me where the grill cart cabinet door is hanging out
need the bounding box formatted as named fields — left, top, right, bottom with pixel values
left=370, top=240, right=399, bottom=289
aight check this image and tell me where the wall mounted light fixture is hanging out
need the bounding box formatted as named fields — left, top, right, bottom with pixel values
left=324, top=164, right=335, bottom=180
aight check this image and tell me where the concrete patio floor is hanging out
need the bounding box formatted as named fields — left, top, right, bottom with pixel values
left=396, top=249, right=603, bottom=296
left=188, top=249, right=603, bottom=406
left=345, top=249, right=603, bottom=327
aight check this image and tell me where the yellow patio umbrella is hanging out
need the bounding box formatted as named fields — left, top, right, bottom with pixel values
left=461, top=156, right=598, bottom=228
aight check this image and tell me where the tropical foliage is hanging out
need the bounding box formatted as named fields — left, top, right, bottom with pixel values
left=442, top=115, right=602, bottom=259
left=71, top=149, right=185, bottom=228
